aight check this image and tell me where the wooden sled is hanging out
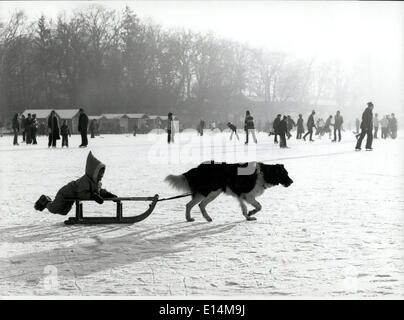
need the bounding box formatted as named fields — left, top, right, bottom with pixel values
left=64, top=195, right=159, bottom=225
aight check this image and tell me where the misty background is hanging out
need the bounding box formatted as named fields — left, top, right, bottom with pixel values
left=0, top=1, right=403, bottom=127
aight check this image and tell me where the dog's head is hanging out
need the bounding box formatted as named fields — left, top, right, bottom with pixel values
left=260, top=163, right=293, bottom=188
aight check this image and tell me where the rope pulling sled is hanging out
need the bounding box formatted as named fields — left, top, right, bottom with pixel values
left=64, top=193, right=192, bottom=225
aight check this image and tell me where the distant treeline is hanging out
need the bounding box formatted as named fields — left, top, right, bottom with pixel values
left=0, top=4, right=357, bottom=125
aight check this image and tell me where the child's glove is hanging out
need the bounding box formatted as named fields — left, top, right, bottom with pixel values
left=93, top=193, right=104, bottom=204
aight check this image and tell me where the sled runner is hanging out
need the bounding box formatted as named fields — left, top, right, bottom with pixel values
left=64, top=195, right=159, bottom=225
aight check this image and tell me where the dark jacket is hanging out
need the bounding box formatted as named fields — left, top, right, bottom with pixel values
left=297, top=118, right=304, bottom=132
left=287, top=118, right=296, bottom=131
left=273, top=117, right=281, bottom=131
left=12, top=115, right=19, bottom=130
left=307, top=114, right=315, bottom=129
left=227, top=123, right=237, bottom=131
left=360, top=107, right=373, bottom=130
left=48, top=114, right=60, bottom=139
left=78, top=112, right=89, bottom=132
left=244, top=115, right=255, bottom=130
left=334, top=115, right=343, bottom=128
left=61, top=124, right=70, bottom=136
left=279, top=119, right=288, bottom=134
left=61, top=152, right=116, bottom=203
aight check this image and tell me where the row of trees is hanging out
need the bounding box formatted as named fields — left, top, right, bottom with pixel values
left=0, top=5, right=361, bottom=125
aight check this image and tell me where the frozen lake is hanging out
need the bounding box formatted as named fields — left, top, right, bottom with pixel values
left=0, top=131, right=403, bottom=296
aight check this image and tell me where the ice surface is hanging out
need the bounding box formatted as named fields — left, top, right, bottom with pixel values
left=0, top=131, right=403, bottom=296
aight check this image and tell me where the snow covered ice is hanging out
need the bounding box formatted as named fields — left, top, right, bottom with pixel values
left=0, top=131, right=403, bottom=296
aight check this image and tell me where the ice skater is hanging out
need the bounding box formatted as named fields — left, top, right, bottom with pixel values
left=296, top=114, right=304, bottom=139
left=34, top=151, right=117, bottom=215
left=167, top=112, right=175, bottom=143
left=355, top=102, right=374, bottom=151
left=244, top=110, right=257, bottom=144
left=324, top=115, right=333, bottom=139
left=272, top=114, right=281, bottom=143
left=286, top=115, right=296, bottom=139
left=12, top=113, right=19, bottom=146
left=279, top=116, right=289, bottom=148
left=332, top=111, right=344, bottom=142
left=198, top=119, right=205, bottom=136
left=227, top=122, right=240, bottom=141
left=48, top=110, right=60, bottom=148
left=303, top=110, right=316, bottom=141
left=78, top=108, right=89, bottom=147
left=390, top=113, right=397, bottom=139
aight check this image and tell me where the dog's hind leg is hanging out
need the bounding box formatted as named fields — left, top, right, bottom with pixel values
left=186, top=193, right=205, bottom=222
left=199, top=190, right=221, bottom=222
left=239, top=198, right=256, bottom=221
left=244, top=196, right=262, bottom=217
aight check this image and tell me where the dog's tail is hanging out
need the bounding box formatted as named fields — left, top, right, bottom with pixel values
left=165, top=174, right=191, bottom=192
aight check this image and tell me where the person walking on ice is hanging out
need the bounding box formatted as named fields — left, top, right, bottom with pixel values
left=244, top=110, right=257, bottom=144
left=227, top=122, right=240, bottom=141
left=279, top=115, right=289, bottom=148
left=355, top=102, right=374, bottom=151
left=78, top=108, right=89, bottom=148
left=12, top=113, right=19, bottom=146
left=332, top=110, right=344, bottom=142
left=296, top=114, right=304, bottom=139
left=34, top=151, right=118, bottom=215
left=167, top=112, right=175, bottom=144
left=303, top=110, right=316, bottom=141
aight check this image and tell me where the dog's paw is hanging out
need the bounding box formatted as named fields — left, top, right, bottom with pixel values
left=248, top=211, right=257, bottom=217
left=204, top=217, right=213, bottom=222
left=186, top=217, right=195, bottom=222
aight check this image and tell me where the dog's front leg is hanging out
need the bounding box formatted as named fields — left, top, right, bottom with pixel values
left=239, top=198, right=256, bottom=221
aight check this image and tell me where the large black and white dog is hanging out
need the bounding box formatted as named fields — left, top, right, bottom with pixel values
left=165, top=161, right=293, bottom=222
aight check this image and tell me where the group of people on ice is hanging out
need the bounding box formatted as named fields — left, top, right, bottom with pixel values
left=11, top=108, right=91, bottom=148
left=355, top=112, right=398, bottom=140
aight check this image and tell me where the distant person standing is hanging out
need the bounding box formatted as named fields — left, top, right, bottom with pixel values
left=25, top=113, right=32, bottom=144
left=199, top=119, right=205, bottom=136
left=286, top=115, right=296, bottom=139
left=78, top=108, right=89, bottom=147
left=227, top=122, right=239, bottom=141
left=61, top=120, right=71, bottom=148
left=303, top=110, right=316, bottom=141
left=279, top=116, right=288, bottom=148
left=390, top=113, right=397, bottom=139
left=12, top=113, right=19, bottom=146
left=31, top=114, right=38, bottom=144
left=380, top=115, right=389, bottom=139
left=332, top=111, right=344, bottom=142
left=48, top=110, right=60, bottom=148
left=20, top=114, right=26, bottom=142
left=324, top=115, right=333, bottom=139
left=167, top=112, right=174, bottom=144
left=296, top=114, right=304, bottom=139
left=244, top=110, right=257, bottom=144
left=355, top=102, right=374, bottom=151
left=89, top=119, right=96, bottom=138
left=272, top=114, right=281, bottom=143
left=373, top=113, right=380, bottom=139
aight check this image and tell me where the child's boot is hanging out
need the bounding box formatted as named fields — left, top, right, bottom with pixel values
left=34, top=195, right=52, bottom=211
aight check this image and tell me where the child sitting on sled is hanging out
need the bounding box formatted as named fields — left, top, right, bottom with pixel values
left=35, top=151, right=118, bottom=215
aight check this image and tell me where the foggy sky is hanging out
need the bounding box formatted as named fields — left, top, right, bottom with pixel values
left=1, top=1, right=403, bottom=113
